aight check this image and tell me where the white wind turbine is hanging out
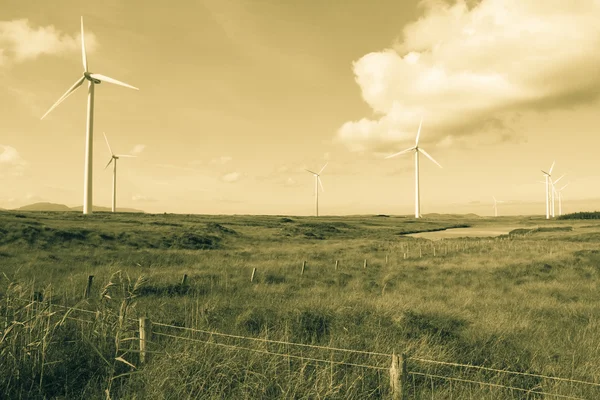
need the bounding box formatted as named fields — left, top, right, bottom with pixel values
left=41, top=17, right=139, bottom=215
left=541, top=161, right=555, bottom=219
left=492, top=196, right=505, bottom=217
left=556, top=182, right=569, bottom=216
left=385, top=118, right=442, bottom=218
left=103, top=132, right=136, bottom=213
left=551, top=173, right=565, bottom=217
left=305, top=163, right=327, bottom=217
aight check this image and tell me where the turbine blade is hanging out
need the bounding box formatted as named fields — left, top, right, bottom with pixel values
left=553, top=174, right=565, bottom=185
left=41, top=76, right=85, bottom=120
left=385, top=146, right=415, bottom=159
left=81, top=16, right=88, bottom=72
left=549, top=161, right=555, bottom=175
left=418, top=148, right=442, bottom=168
left=89, top=73, right=139, bottom=90
left=493, top=196, right=497, bottom=202
left=318, top=162, right=328, bottom=175
left=541, top=170, right=549, bottom=175
left=103, top=132, right=113, bottom=156
left=318, top=176, right=324, bottom=192
left=305, top=169, right=317, bottom=175
left=415, top=117, right=423, bottom=145
left=104, top=157, right=114, bottom=170
left=115, top=154, right=137, bottom=158
left=560, top=183, right=569, bottom=191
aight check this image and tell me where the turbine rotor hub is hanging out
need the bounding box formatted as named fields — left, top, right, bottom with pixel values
left=83, top=72, right=101, bottom=84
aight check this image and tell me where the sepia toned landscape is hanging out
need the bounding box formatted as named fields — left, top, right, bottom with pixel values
left=3, top=0, right=600, bottom=398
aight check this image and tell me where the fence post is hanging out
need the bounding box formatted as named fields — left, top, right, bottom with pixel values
left=390, top=352, right=407, bottom=400
left=251, top=267, right=256, bottom=282
left=84, top=275, right=94, bottom=299
left=181, top=274, right=188, bottom=285
left=301, top=261, right=306, bottom=276
left=364, top=259, right=367, bottom=269
left=385, top=254, right=388, bottom=264
left=139, top=317, right=152, bottom=364
left=335, top=260, right=339, bottom=271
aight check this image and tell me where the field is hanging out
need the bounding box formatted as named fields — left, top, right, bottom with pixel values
left=2, top=210, right=600, bottom=399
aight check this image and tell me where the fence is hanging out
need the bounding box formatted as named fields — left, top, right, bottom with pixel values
left=5, top=297, right=600, bottom=399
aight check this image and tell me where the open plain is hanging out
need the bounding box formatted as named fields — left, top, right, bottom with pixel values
left=2, top=210, right=600, bottom=398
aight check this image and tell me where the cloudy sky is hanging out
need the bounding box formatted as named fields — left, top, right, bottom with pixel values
left=1, top=0, right=599, bottom=216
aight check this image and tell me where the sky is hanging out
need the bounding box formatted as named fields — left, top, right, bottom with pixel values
left=1, top=0, right=600, bottom=216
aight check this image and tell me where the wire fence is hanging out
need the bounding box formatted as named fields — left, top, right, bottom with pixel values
left=4, top=296, right=598, bottom=399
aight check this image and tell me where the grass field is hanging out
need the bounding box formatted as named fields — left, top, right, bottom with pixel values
left=2, top=210, right=600, bottom=399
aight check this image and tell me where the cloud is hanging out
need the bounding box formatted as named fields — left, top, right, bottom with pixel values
left=337, top=0, right=600, bottom=151
left=221, top=171, right=241, bottom=183
left=0, top=145, right=26, bottom=176
left=130, top=144, right=145, bottom=155
left=0, top=19, right=98, bottom=65
left=210, top=156, right=232, bottom=165
left=132, top=194, right=158, bottom=202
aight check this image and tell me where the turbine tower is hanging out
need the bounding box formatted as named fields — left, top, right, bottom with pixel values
left=41, top=17, right=139, bottom=215
left=551, top=174, right=565, bottom=218
left=492, top=196, right=504, bottom=217
left=385, top=118, right=442, bottom=218
left=541, top=161, right=555, bottom=219
left=305, top=163, right=327, bottom=217
left=103, top=132, right=136, bottom=213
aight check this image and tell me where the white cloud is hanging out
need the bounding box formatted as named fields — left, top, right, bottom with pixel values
left=130, top=144, right=145, bottom=155
left=0, top=19, right=98, bottom=65
left=0, top=145, right=26, bottom=176
left=0, top=145, right=25, bottom=165
left=221, top=171, right=241, bottom=183
left=210, top=156, right=232, bottom=165
left=337, top=0, right=600, bottom=151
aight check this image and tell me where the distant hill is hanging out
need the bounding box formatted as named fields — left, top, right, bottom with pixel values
left=17, top=202, right=72, bottom=211
left=16, top=202, right=144, bottom=213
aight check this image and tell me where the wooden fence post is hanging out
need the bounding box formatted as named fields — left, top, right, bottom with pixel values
left=390, top=352, right=407, bottom=400
left=84, top=275, right=94, bottom=299
left=385, top=255, right=388, bottom=264
left=181, top=274, right=188, bottom=285
left=251, top=267, right=256, bottom=282
left=419, top=247, right=422, bottom=258
left=363, top=259, right=367, bottom=269
left=301, top=261, right=306, bottom=276
left=335, top=260, right=339, bottom=271
left=139, top=317, right=152, bottom=364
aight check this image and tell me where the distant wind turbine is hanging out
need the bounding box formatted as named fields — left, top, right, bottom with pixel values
left=305, top=163, right=327, bottom=217
left=385, top=118, right=442, bottom=218
left=41, top=17, right=139, bottom=215
left=492, top=196, right=504, bottom=217
left=557, top=182, right=569, bottom=216
left=103, top=132, right=136, bottom=213
left=551, top=174, right=565, bottom=217
left=541, top=161, right=555, bottom=219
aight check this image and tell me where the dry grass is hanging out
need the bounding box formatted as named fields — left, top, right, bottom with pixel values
left=1, top=210, right=600, bottom=398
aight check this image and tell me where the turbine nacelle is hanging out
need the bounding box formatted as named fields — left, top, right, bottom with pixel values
left=84, top=72, right=102, bottom=84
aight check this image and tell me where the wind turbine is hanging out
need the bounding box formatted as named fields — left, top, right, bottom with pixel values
left=41, top=17, right=139, bottom=215
left=492, top=196, right=504, bottom=217
left=385, top=118, right=442, bottom=218
left=551, top=174, right=565, bottom=217
left=557, top=182, right=569, bottom=216
left=305, top=163, right=327, bottom=217
left=541, top=161, right=555, bottom=219
left=103, top=132, right=136, bottom=213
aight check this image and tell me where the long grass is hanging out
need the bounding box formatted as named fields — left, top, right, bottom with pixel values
left=1, top=210, right=600, bottom=398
